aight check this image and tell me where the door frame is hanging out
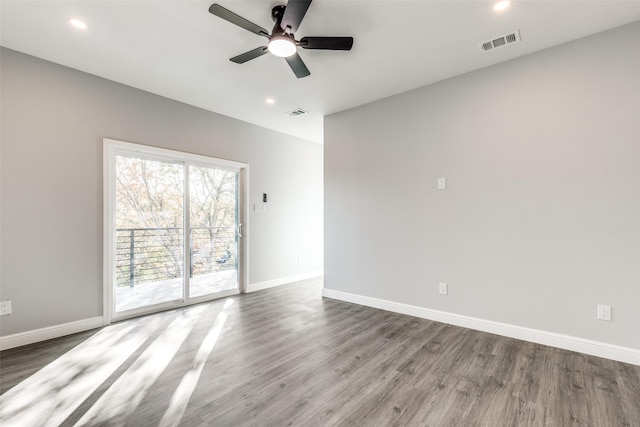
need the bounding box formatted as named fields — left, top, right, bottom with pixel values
left=103, top=138, right=249, bottom=325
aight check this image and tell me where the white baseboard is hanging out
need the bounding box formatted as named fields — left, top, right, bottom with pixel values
left=0, top=316, right=104, bottom=351
left=247, top=270, right=323, bottom=293
left=322, top=288, right=640, bottom=366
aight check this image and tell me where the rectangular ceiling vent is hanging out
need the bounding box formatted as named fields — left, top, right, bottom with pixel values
left=480, top=30, right=521, bottom=52
left=287, top=108, right=308, bottom=117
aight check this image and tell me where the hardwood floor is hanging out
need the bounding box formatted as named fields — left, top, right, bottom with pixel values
left=1, top=277, right=639, bottom=426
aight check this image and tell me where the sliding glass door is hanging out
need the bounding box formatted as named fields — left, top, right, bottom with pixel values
left=188, top=165, right=239, bottom=299
left=105, top=140, right=245, bottom=321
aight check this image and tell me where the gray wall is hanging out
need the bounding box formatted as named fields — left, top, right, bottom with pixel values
left=0, top=48, right=323, bottom=336
left=325, top=22, right=640, bottom=349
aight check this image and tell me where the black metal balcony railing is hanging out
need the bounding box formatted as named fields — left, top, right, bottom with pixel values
left=116, top=227, right=236, bottom=288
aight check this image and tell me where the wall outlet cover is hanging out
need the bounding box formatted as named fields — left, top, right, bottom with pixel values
left=597, top=304, right=611, bottom=321
left=0, top=300, right=12, bottom=316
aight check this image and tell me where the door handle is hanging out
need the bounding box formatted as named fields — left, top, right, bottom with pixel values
left=237, top=223, right=243, bottom=238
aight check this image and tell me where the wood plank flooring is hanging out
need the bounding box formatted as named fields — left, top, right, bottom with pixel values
left=1, top=277, right=639, bottom=426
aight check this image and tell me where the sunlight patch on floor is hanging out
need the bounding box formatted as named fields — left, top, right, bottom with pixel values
left=0, top=316, right=164, bottom=426
left=159, top=298, right=233, bottom=427
left=74, top=305, right=207, bottom=426
left=0, top=298, right=238, bottom=426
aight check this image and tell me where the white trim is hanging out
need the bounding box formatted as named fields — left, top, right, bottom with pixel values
left=103, top=142, right=115, bottom=325
left=322, top=288, right=640, bottom=366
left=111, top=289, right=240, bottom=323
left=183, top=161, right=192, bottom=302
left=103, top=138, right=247, bottom=172
left=239, top=167, right=249, bottom=293
left=247, top=270, right=324, bottom=293
left=0, top=317, right=104, bottom=351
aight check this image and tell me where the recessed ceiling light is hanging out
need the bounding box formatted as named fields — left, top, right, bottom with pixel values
left=68, top=18, right=88, bottom=30
left=266, top=98, right=275, bottom=105
left=494, top=0, right=511, bottom=11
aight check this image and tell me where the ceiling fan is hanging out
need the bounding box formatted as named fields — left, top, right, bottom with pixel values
left=208, top=0, right=354, bottom=78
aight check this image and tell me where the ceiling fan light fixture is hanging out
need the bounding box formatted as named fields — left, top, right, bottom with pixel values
left=268, top=37, right=296, bottom=57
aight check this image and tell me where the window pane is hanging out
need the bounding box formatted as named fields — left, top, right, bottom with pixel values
left=114, top=155, right=184, bottom=312
left=189, top=165, right=238, bottom=298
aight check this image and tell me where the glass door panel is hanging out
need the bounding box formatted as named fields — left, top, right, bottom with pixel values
left=188, top=165, right=238, bottom=298
left=114, top=155, right=184, bottom=312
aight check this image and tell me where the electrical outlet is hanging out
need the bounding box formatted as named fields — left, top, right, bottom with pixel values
left=597, top=304, right=611, bottom=321
left=254, top=203, right=266, bottom=213
left=437, top=178, right=446, bottom=190
left=0, top=300, right=12, bottom=316
left=439, top=282, right=448, bottom=295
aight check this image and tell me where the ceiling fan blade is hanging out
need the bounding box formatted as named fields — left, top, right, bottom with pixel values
left=230, top=47, right=269, bottom=64
left=209, top=4, right=269, bottom=38
left=285, top=53, right=310, bottom=78
left=299, top=37, right=354, bottom=50
left=280, top=0, right=312, bottom=34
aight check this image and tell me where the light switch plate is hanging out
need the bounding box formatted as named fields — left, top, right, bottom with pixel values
left=439, top=282, right=448, bottom=295
left=437, top=178, right=446, bottom=190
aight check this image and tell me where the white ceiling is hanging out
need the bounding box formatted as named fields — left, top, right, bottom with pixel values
left=2, top=1, right=639, bottom=143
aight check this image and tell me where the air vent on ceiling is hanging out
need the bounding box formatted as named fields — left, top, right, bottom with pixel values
left=480, top=30, right=521, bottom=52
left=287, top=108, right=308, bottom=117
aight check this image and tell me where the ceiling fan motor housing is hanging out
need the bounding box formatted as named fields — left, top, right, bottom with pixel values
left=271, top=5, right=286, bottom=25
